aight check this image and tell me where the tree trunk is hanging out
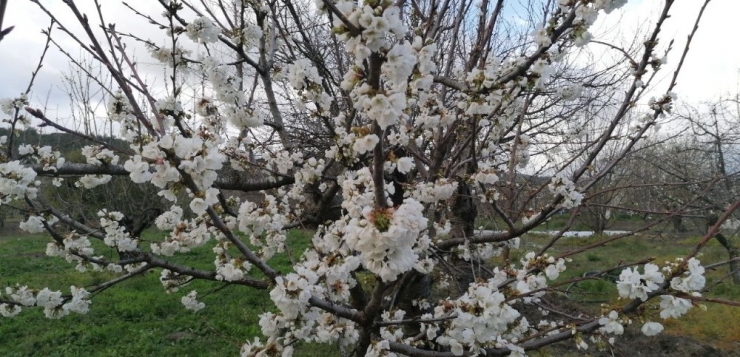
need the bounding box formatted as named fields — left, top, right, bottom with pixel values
left=446, top=179, right=480, bottom=297
left=708, top=215, right=740, bottom=284
left=712, top=233, right=740, bottom=285
left=672, top=215, right=687, bottom=233
left=392, top=271, right=433, bottom=336
left=595, top=211, right=606, bottom=235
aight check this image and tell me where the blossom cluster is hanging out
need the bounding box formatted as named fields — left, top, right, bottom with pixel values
left=0, top=285, right=90, bottom=319
left=159, top=269, right=193, bottom=293
left=288, top=59, right=332, bottom=114
left=566, top=0, right=628, bottom=47
left=186, top=17, right=220, bottom=44
left=98, top=210, right=138, bottom=252
left=611, top=258, right=708, bottom=338
left=181, top=290, right=206, bottom=311
left=456, top=238, right=520, bottom=262
left=75, top=174, right=112, bottom=189
left=152, top=212, right=212, bottom=257
left=17, top=144, right=65, bottom=172
left=616, top=263, right=665, bottom=301
left=201, top=56, right=263, bottom=129
left=18, top=213, right=58, bottom=233
left=548, top=173, right=583, bottom=209
left=345, top=198, right=429, bottom=282
left=521, top=252, right=567, bottom=281
left=411, top=178, right=457, bottom=204
left=119, top=132, right=226, bottom=202
left=422, top=273, right=531, bottom=356
left=232, top=23, right=262, bottom=50
left=106, top=90, right=140, bottom=142
left=147, top=44, right=191, bottom=68
left=252, top=252, right=362, bottom=353
left=649, top=92, right=677, bottom=114
left=81, top=145, right=119, bottom=166
left=237, top=195, right=288, bottom=261
left=0, top=93, right=29, bottom=115
left=45, top=232, right=104, bottom=273
left=0, top=160, right=40, bottom=203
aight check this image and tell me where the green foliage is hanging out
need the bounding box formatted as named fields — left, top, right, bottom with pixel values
left=565, top=278, right=619, bottom=303
left=586, top=253, right=601, bottom=262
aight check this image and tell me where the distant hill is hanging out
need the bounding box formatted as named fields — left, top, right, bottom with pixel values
left=0, top=127, right=128, bottom=158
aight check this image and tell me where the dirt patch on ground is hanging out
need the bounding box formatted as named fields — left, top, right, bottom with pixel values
left=519, top=295, right=740, bottom=357
left=541, top=326, right=740, bottom=357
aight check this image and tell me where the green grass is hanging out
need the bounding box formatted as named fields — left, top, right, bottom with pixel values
left=518, top=232, right=740, bottom=348
left=2, top=227, right=740, bottom=355
left=0, top=230, right=338, bottom=357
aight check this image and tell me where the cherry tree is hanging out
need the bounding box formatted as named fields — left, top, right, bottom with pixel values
left=1, top=0, right=739, bottom=356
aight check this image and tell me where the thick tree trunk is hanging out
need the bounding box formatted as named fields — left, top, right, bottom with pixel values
left=446, top=179, right=481, bottom=297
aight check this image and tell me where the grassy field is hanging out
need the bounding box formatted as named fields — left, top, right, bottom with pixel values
left=525, top=232, right=740, bottom=351
left=1, top=225, right=740, bottom=356
left=0, top=229, right=338, bottom=357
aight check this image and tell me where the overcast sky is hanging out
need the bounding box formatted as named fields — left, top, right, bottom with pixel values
left=1, top=0, right=739, bottom=124
left=607, top=0, right=740, bottom=102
